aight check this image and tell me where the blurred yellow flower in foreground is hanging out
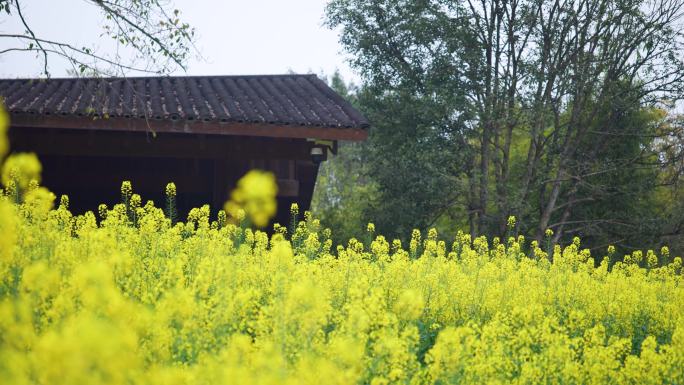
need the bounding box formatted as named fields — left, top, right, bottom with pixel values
left=224, top=170, right=278, bottom=227
left=1, top=152, right=42, bottom=190
left=0, top=103, right=14, bottom=270
left=0, top=200, right=16, bottom=266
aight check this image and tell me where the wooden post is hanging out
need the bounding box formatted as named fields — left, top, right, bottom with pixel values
left=212, top=159, right=229, bottom=213
left=296, top=160, right=319, bottom=213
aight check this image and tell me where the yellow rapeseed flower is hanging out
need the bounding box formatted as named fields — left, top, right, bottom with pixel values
left=23, top=186, right=55, bottom=216
left=1, top=152, right=42, bottom=190
left=0, top=199, right=16, bottom=266
left=394, top=289, right=425, bottom=321
left=165, top=182, right=176, bottom=197
left=507, top=215, right=517, bottom=228
left=224, top=170, right=277, bottom=228
left=120, top=181, right=132, bottom=199
left=0, top=169, right=683, bottom=385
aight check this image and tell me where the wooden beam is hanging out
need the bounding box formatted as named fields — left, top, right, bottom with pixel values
left=9, top=113, right=369, bottom=141
left=9, top=127, right=316, bottom=160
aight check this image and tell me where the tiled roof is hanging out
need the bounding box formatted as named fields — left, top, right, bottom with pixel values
left=0, top=74, right=369, bottom=130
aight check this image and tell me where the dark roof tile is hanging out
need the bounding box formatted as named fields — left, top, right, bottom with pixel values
left=0, top=74, right=369, bottom=131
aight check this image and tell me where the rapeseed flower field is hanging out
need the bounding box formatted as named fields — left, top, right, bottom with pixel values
left=1, top=106, right=684, bottom=384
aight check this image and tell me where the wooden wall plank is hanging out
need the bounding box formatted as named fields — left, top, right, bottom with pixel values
left=9, top=114, right=368, bottom=141
left=9, top=127, right=315, bottom=160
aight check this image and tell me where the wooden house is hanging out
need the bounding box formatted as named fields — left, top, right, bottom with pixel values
left=0, top=74, right=368, bottom=225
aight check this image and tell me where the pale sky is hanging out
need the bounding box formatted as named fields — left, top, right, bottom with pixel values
left=0, top=0, right=359, bottom=83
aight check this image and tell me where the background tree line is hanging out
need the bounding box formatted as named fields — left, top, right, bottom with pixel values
left=313, top=0, right=684, bottom=256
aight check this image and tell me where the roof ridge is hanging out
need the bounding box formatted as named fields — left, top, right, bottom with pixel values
left=0, top=74, right=319, bottom=81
